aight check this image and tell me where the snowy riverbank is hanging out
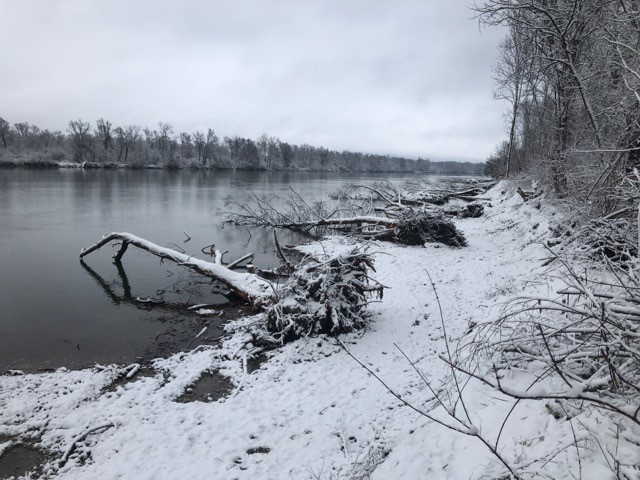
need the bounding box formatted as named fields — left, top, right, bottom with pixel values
left=0, top=183, right=632, bottom=479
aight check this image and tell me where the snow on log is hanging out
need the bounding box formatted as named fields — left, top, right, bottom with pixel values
left=80, top=232, right=274, bottom=306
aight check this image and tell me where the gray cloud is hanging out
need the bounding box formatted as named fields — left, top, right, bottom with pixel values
left=1, top=0, right=506, bottom=161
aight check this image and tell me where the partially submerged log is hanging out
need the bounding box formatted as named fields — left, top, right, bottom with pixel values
left=80, top=232, right=384, bottom=348
left=80, top=233, right=274, bottom=306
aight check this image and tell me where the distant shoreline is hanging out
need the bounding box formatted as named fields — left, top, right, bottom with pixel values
left=0, top=158, right=484, bottom=175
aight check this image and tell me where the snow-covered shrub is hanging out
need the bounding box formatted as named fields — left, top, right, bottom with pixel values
left=550, top=216, right=637, bottom=266
left=258, top=248, right=383, bottom=345
left=469, top=258, right=640, bottom=399
left=459, top=257, right=640, bottom=478
left=574, top=218, right=638, bottom=264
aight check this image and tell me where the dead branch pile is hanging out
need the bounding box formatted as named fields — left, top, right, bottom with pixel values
left=442, top=202, right=484, bottom=219
left=333, top=178, right=495, bottom=207
left=256, top=248, right=384, bottom=345
left=401, top=178, right=496, bottom=204
left=392, top=212, right=467, bottom=247
left=460, top=256, right=640, bottom=432
left=223, top=188, right=345, bottom=233
left=548, top=171, right=640, bottom=266
left=575, top=218, right=638, bottom=263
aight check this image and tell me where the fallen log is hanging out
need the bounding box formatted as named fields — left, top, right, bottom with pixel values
left=443, top=203, right=484, bottom=219
left=226, top=210, right=466, bottom=247
left=80, top=233, right=275, bottom=306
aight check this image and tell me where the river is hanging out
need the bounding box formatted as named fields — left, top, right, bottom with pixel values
left=0, top=168, right=427, bottom=371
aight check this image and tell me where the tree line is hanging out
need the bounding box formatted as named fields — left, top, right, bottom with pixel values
left=478, top=0, right=640, bottom=214
left=0, top=116, right=483, bottom=175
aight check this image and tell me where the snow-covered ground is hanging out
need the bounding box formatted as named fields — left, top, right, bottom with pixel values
left=0, top=185, right=631, bottom=479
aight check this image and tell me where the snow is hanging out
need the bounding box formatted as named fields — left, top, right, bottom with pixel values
left=1, top=183, right=635, bottom=479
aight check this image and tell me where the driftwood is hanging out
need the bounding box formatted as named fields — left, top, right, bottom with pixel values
left=80, top=233, right=274, bottom=306
left=339, top=179, right=496, bottom=206
left=231, top=213, right=466, bottom=247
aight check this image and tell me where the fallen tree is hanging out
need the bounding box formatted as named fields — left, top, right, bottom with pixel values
left=332, top=178, right=496, bottom=207
left=80, top=232, right=275, bottom=306
left=80, top=232, right=384, bottom=345
left=223, top=182, right=476, bottom=247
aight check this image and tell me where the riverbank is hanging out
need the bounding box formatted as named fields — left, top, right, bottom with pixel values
left=0, top=158, right=484, bottom=175
left=0, top=183, right=630, bottom=479
left=0, top=158, right=221, bottom=170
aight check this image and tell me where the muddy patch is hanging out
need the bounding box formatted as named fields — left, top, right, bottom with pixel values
left=2, top=304, right=256, bottom=375
left=175, top=371, right=234, bottom=403
left=141, top=305, right=255, bottom=365
left=0, top=444, right=47, bottom=480
left=246, top=446, right=271, bottom=455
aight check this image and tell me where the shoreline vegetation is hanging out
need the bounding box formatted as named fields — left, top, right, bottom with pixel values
left=0, top=158, right=483, bottom=175
left=0, top=116, right=484, bottom=175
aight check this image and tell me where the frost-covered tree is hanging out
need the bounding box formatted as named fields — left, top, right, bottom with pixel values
left=0, top=117, right=9, bottom=148
left=68, top=119, right=93, bottom=162
left=477, top=0, right=640, bottom=209
left=95, top=118, right=113, bottom=162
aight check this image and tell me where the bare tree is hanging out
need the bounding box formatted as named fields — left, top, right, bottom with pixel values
left=157, top=122, right=173, bottom=157
left=67, top=120, right=92, bottom=162
left=493, top=23, right=528, bottom=178
left=477, top=0, right=640, bottom=206
left=203, top=128, right=219, bottom=166
left=0, top=117, right=9, bottom=148
left=95, top=118, right=113, bottom=163
left=193, top=130, right=205, bottom=165
left=179, top=132, right=192, bottom=161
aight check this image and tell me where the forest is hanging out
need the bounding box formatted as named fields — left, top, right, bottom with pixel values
left=479, top=0, right=640, bottom=216
left=0, top=116, right=483, bottom=175
left=470, top=2, right=640, bottom=477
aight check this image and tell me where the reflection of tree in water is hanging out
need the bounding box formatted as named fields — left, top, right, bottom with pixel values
left=80, top=258, right=227, bottom=312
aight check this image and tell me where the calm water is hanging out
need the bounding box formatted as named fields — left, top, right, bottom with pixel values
left=0, top=168, right=421, bottom=371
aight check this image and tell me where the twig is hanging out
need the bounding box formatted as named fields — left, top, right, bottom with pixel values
left=273, top=229, right=295, bottom=273
left=59, top=423, right=114, bottom=467
left=167, top=242, right=186, bottom=254
left=227, top=252, right=255, bottom=269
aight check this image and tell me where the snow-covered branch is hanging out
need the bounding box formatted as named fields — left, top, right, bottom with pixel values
left=80, top=232, right=275, bottom=306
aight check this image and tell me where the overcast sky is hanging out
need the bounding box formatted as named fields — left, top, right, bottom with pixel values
left=0, top=0, right=505, bottom=162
